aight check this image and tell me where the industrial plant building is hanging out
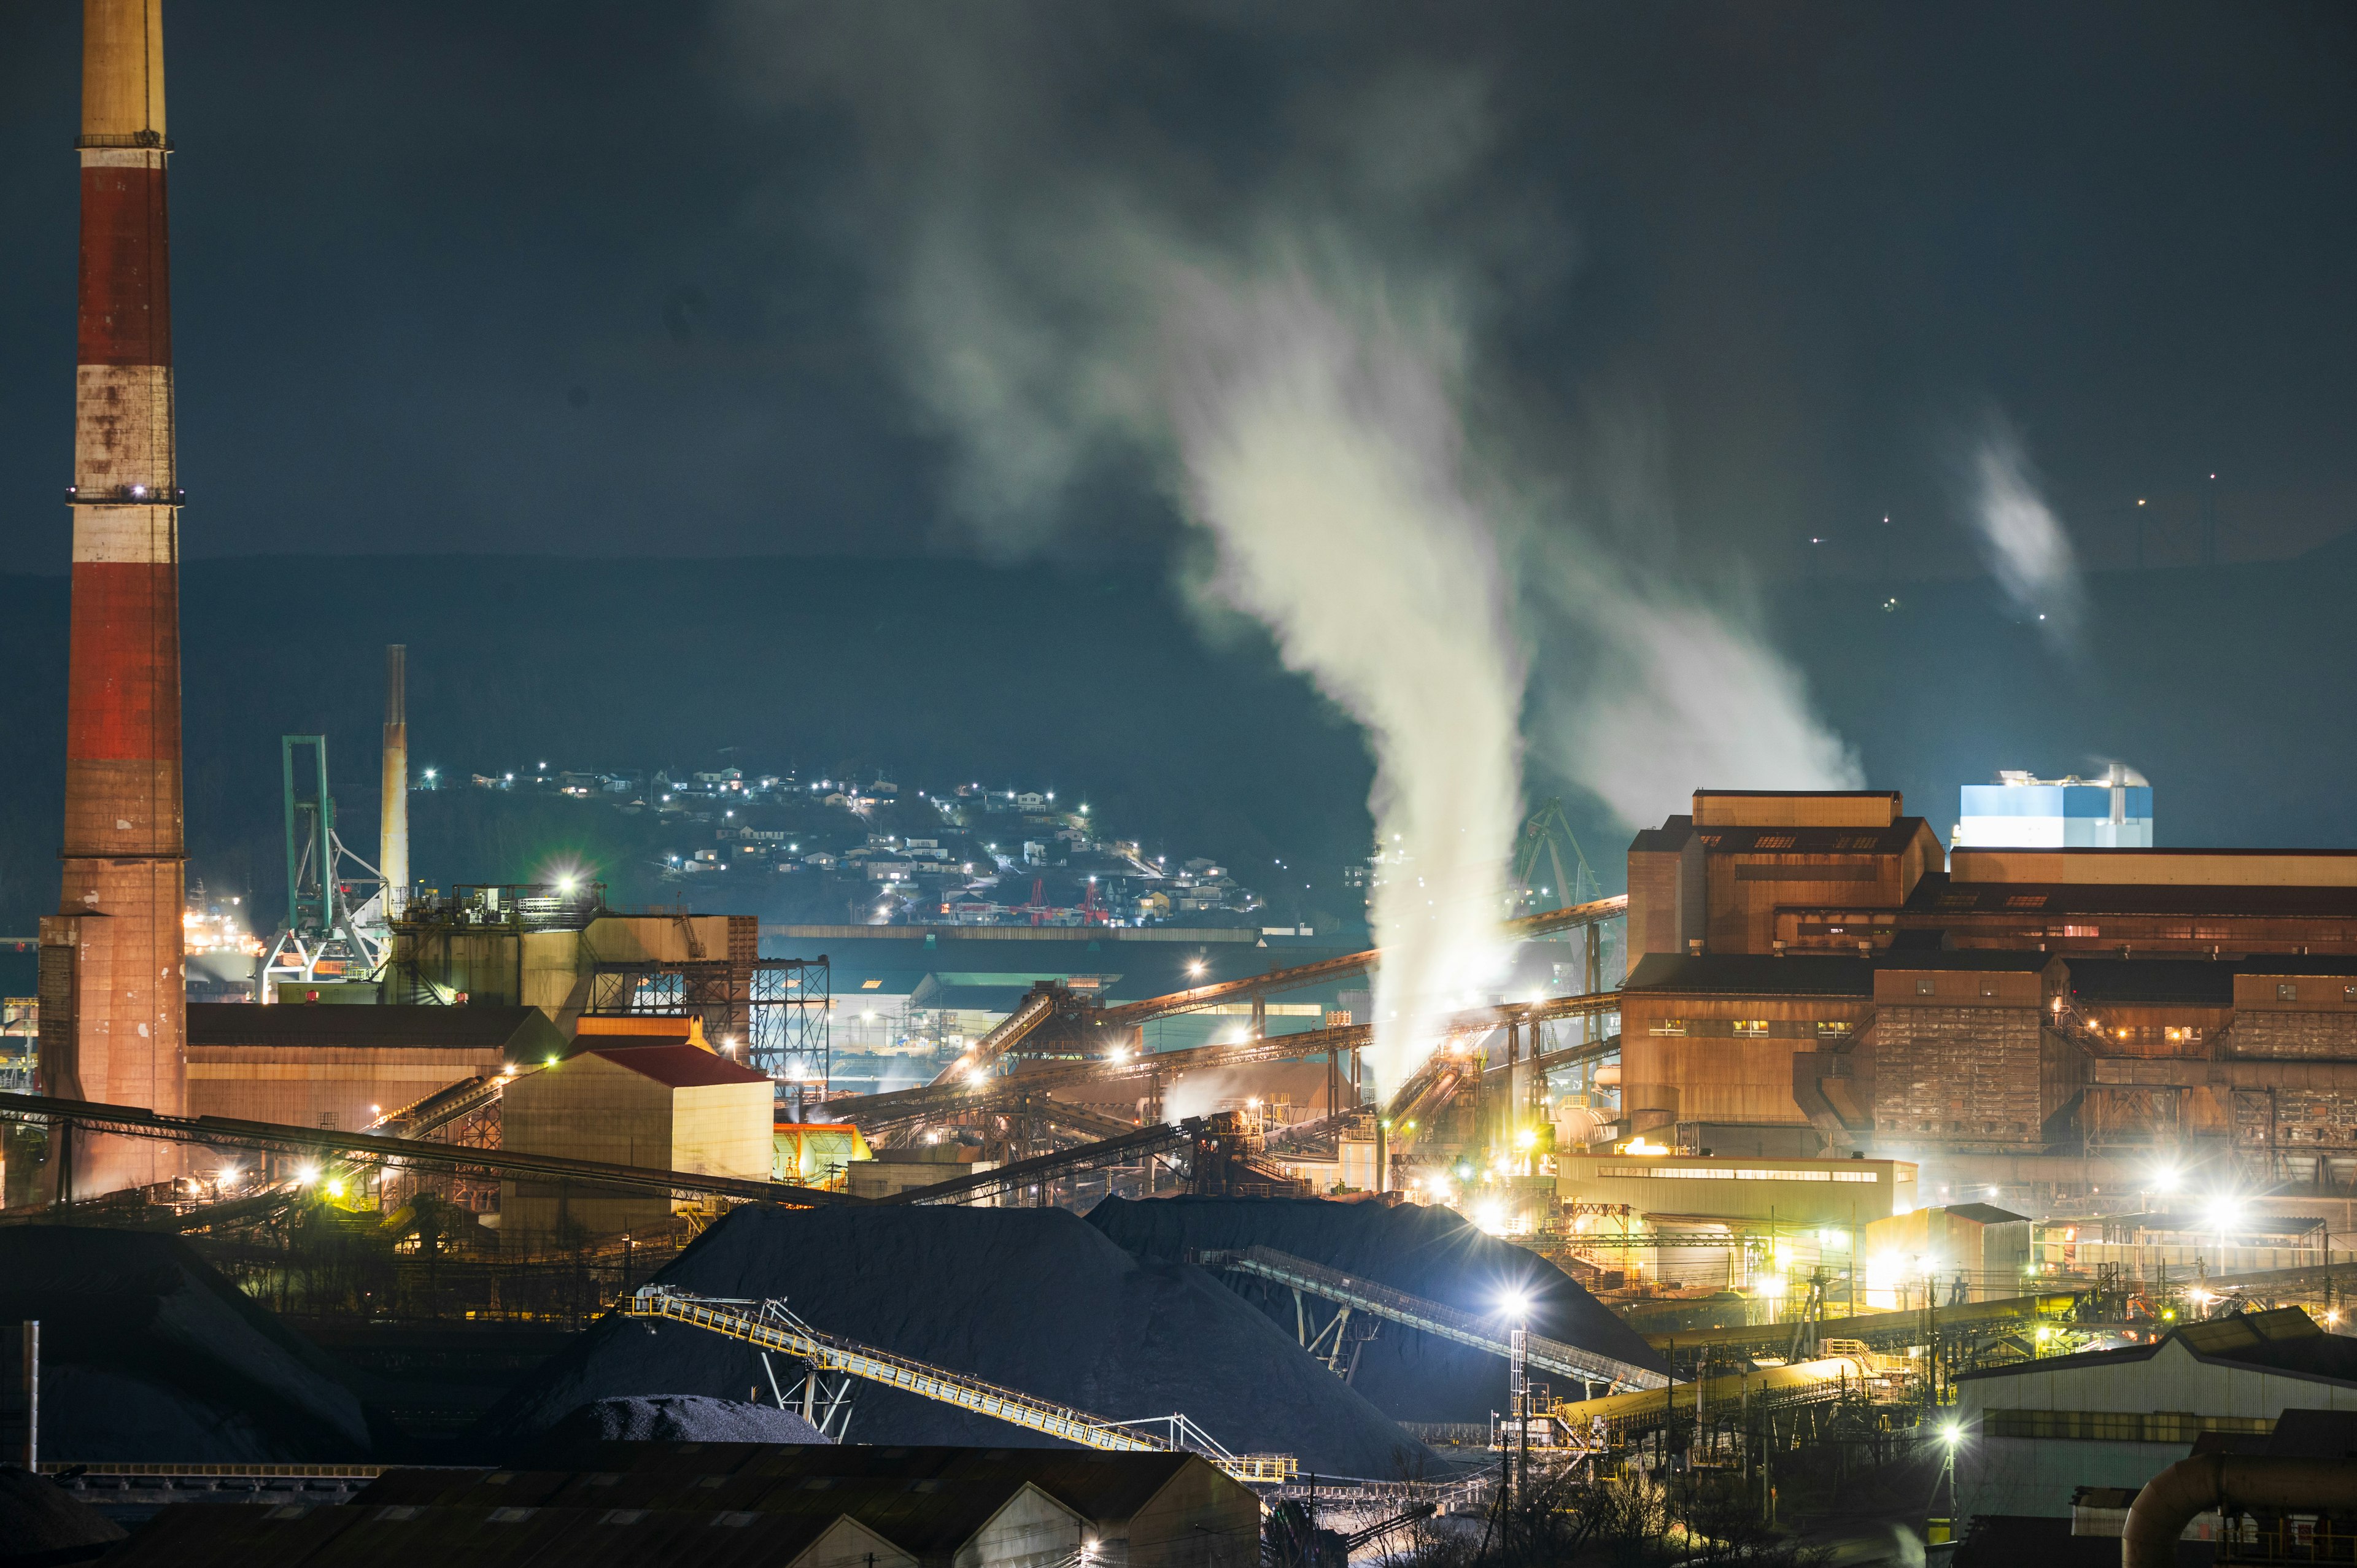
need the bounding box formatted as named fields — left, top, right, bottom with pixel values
left=1617, top=789, right=2357, bottom=1189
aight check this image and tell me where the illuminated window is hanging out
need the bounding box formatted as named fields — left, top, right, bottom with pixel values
left=2278, top=983, right=2299, bottom=1001
left=1733, top=1020, right=1770, bottom=1037
left=1916, top=978, right=1936, bottom=996
left=1816, top=1021, right=1854, bottom=1037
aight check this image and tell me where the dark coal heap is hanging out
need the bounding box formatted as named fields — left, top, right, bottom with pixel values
left=480, top=1205, right=1438, bottom=1479
left=0, top=1465, right=126, bottom=1567
left=513, top=1395, right=831, bottom=1465
left=1086, top=1197, right=1666, bottom=1425
left=0, top=1227, right=372, bottom=1462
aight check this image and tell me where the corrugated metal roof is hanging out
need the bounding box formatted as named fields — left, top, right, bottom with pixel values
left=107, top=1446, right=1240, bottom=1566
left=581, top=1044, right=771, bottom=1090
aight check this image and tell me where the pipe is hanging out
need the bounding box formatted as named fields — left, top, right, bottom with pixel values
left=379, top=644, right=409, bottom=911
left=2123, top=1454, right=2357, bottom=1568
left=42, top=0, right=185, bottom=1196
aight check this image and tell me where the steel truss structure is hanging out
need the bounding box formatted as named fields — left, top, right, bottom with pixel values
left=584, top=957, right=830, bottom=1105
left=622, top=1286, right=1296, bottom=1481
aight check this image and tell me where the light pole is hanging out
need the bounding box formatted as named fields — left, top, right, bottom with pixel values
left=1502, top=1290, right=1530, bottom=1516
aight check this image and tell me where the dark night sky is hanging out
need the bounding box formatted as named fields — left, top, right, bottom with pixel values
left=0, top=1, right=2355, bottom=927
left=1, top=2, right=2350, bottom=572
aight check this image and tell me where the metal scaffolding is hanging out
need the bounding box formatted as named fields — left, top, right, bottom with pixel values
left=584, top=957, right=830, bottom=1111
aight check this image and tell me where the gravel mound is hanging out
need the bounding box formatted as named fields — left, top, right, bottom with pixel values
left=522, top=1394, right=832, bottom=1461
left=480, top=1205, right=1437, bottom=1479
left=1086, top=1197, right=1668, bottom=1424
left=0, top=1227, right=372, bottom=1463
left=0, top=1465, right=126, bottom=1566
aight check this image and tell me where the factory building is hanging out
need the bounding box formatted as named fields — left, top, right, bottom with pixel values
left=382, top=890, right=759, bottom=1031
left=1616, top=790, right=2357, bottom=1183
left=184, top=1002, right=560, bottom=1130
left=500, top=1021, right=773, bottom=1247
left=1954, top=1307, right=2357, bottom=1523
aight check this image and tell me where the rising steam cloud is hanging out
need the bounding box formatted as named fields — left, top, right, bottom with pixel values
left=728, top=1, right=1857, bottom=1086
left=1169, top=275, right=1522, bottom=1086
left=1964, top=416, right=2083, bottom=647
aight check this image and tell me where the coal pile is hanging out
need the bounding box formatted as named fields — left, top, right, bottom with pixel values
left=516, top=1394, right=831, bottom=1463
left=481, top=1205, right=1437, bottom=1479
left=0, top=1466, right=125, bottom=1567
left=1086, top=1197, right=1668, bottom=1425
left=0, top=1227, right=372, bottom=1462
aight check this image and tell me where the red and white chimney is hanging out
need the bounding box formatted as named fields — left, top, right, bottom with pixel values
left=39, top=0, right=187, bottom=1196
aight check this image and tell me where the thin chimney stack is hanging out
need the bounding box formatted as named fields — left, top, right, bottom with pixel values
left=381, top=645, right=409, bottom=911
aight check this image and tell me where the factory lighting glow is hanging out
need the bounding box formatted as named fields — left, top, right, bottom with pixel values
left=1498, top=1289, right=1530, bottom=1319
left=216, top=1165, right=238, bottom=1184
left=1472, top=1200, right=1508, bottom=1235
left=295, top=1165, right=319, bottom=1186
left=325, top=1180, right=346, bottom=1199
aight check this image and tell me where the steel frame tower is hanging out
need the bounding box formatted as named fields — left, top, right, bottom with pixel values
left=39, top=0, right=186, bottom=1195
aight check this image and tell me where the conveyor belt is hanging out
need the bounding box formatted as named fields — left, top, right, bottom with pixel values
left=1638, top=1292, right=2081, bottom=1358
left=881, top=1121, right=1193, bottom=1207
left=1194, top=1244, right=1666, bottom=1393
left=0, top=1090, right=865, bottom=1208
left=621, top=1286, right=1296, bottom=1482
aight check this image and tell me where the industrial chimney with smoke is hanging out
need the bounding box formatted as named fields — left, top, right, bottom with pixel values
left=380, top=644, right=409, bottom=913
left=37, top=0, right=187, bottom=1195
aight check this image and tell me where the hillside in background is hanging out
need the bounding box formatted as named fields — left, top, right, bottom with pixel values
left=0, top=555, right=1374, bottom=940
left=1, top=537, right=2353, bottom=946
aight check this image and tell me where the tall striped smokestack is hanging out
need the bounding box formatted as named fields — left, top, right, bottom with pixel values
left=381, top=645, right=409, bottom=911
left=38, top=0, right=185, bottom=1196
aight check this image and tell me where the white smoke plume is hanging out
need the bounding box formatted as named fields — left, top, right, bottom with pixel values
left=1964, top=415, right=2083, bottom=647
left=1549, top=580, right=1865, bottom=825
left=722, top=2, right=1856, bottom=1085
left=1515, top=407, right=1862, bottom=825
left=1167, top=272, right=1522, bottom=1086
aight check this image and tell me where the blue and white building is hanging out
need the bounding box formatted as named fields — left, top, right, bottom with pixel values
left=1953, top=770, right=2153, bottom=849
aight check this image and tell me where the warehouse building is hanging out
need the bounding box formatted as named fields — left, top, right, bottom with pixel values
left=104, top=1444, right=1263, bottom=1568
left=1954, top=1307, right=2357, bottom=1523
left=500, top=1022, right=774, bottom=1247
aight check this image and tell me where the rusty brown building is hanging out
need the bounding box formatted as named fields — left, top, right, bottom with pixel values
left=1618, top=791, right=2357, bottom=1186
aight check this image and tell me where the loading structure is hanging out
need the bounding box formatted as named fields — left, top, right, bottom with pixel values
left=621, top=1286, right=1298, bottom=1483
left=1193, top=1245, right=1666, bottom=1395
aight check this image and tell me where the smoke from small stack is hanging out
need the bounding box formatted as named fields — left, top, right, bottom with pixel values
left=40, top=0, right=187, bottom=1195
left=380, top=644, right=409, bottom=912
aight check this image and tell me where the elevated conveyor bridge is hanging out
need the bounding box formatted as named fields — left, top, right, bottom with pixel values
left=1194, top=1245, right=1666, bottom=1394
left=620, top=1286, right=1297, bottom=1483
